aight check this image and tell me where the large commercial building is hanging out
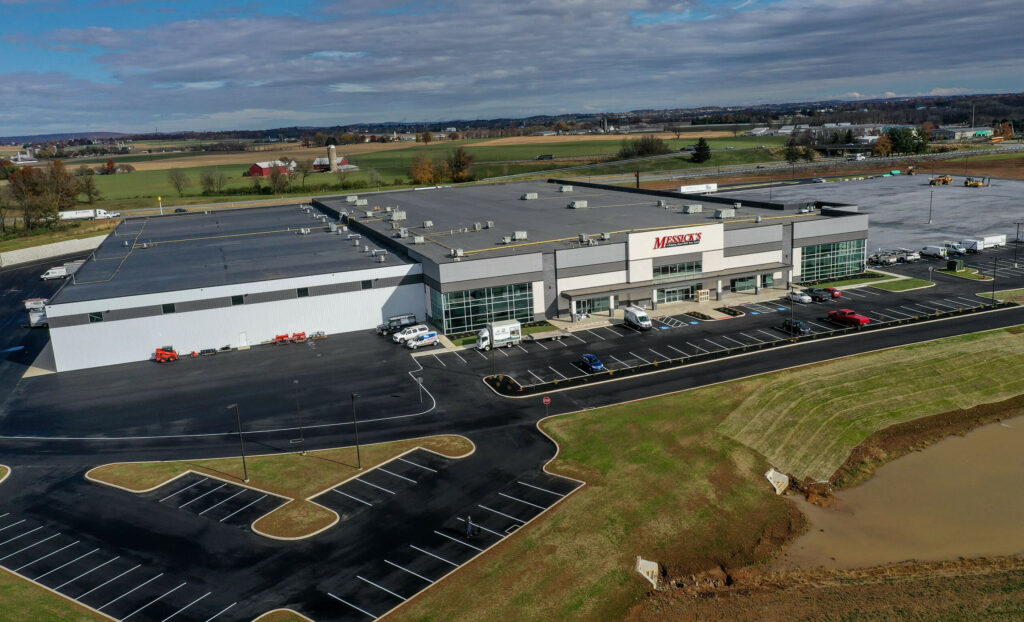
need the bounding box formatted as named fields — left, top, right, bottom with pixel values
left=46, top=180, right=867, bottom=371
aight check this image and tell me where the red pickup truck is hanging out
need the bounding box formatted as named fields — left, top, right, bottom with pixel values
left=828, top=308, right=871, bottom=326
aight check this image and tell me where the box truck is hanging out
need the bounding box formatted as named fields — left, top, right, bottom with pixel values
left=59, top=209, right=121, bottom=221
left=476, top=319, right=522, bottom=350
left=981, top=234, right=1006, bottom=248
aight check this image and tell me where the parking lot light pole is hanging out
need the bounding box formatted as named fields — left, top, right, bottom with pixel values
left=351, top=393, right=362, bottom=470
left=227, top=403, right=248, bottom=483
left=927, top=191, right=933, bottom=225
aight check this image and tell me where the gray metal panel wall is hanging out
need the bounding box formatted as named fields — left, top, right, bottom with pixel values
left=723, top=242, right=782, bottom=257
left=247, top=290, right=297, bottom=304
left=377, top=274, right=424, bottom=288
left=438, top=253, right=543, bottom=283
left=652, top=252, right=702, bottom=267
left=104, top=305, right=163, bottom=321
left=436, top=272, right=544, bottom=294
left=48, top=314, right=90, bottom=328
left=792, top=214, right=869, bottom=240
left=178, top=298, right=231, bottom=312
left=794, top=231, right=867, bottom=247
left=309, top=282, right=361, bottom=296
left=724, top=224, right=783, bottom=247
left=554, top=243, right=626, bottom=269
left=782, top=222, right=793, bottom=271
left=542, top=252, right=558, bottom=318
left=556, top=260, right=628, bottom=278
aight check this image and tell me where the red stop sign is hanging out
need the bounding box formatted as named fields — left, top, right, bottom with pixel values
left=543, top=397, right=551, bottom=405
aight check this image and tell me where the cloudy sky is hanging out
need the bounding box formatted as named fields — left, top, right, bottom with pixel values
left=1, top=0, right=1021, bottom=135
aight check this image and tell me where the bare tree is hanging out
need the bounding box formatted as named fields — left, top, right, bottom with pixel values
left=366, top=168, right=382, bottom=188
left=214, top=172, right=228, bottom=193
left=268, top=168, right=290, bottom=194
left=296, top=158, right=315, bottom=188
left=199, top=171, right=216, bottom=194
left=77, top=175, right=102, bottom=204
left=168, top=169, right=190, bottom=197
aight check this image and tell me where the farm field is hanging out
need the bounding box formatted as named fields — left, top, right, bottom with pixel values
left=391, top=326, right=1024, bottom=622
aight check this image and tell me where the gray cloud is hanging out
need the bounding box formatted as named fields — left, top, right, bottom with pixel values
left=2, top=0, right=1023, bottom=134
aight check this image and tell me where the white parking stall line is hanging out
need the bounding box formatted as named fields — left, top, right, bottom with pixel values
left=455, top=517, right=505, bottom=538
left=122, top=581, right=186, bottom=621
left=496, top=348, right=509, bottom=357
left=36, top=548, right=98, bottom=580
left=900, top=304, right=934, bottom=315
left=15, top=540, right=78, bottom=572
left=909, top=302, right=942, bottom=312
left=867, top=311, right=897, bottom=321
left=474, top=349, right=488, bottom=360
left=219, top=494, right=268, bottom=523
left=516, top=344, right=529, bottom=353
left=585, top=330, right=605, bottom=341
left=648, top=348, right=670, bottom=361
left=98, top=571, right=163, bottom=611
left=629, top=351, right=651, bottom=364
left=431, top=354, right=446, bottom=367
left=841, top=289, right=865, bottom=297
left=517, top=481, right=566, bottom=497
left=533, top=340, right=549, bottom=350
left=0, top=513, right=7, bottom=520
left=77, top=563, right=140, bottom=599
left=608, top=355, right=630, bottom=369
left=858, top=288, right=881, bottom=296
left=478, top=504, right=526, bottom=523
left=806, top=321, right=832, bottom=332
left=198, top=490, right=246, bottom=516
left=528, top=370, right=546, bottom=383
left=203, top=602, right=238, bottom=622
left=159, top=478, right=209, bottom=503
left=569, top=333, right=587, bottom=344
left=943, top=298, right=972, bottom=307
left=179, top=483, right=226, bottom=509
left=377, top=467, right=417, bottom=484
left=757, top=329, right=781, bottom=341
left=0, top=525, right=43, bottom=547
left=385, top=559, right=435, bottom=583
left=0, top=533, right=60, bottom=562
left=451, top=351, right=466, bottom=364
left=926, top=299, right=958, bottom=309
left=55, top=556, right=119, bottom=590
left=329, top=593, right=378, bottom=619
left=605, top=326, right=629, bottom=337
left=686, top=341, right=709, bottom=354
left=956, top=296, right=986, bottom=306
left=498, top=492, right=546, bottom=510
left=548, top=366, right=568, bottom=380
left=719, top=335, right=746, bottom=347
left=409, top=545, right=459, bottom=567
left=702, top=338, right=727, bottom=351
left=333, top=489, right=374, bottom=507
left=0, top=519, right=26, bottom=533
left=162, top=591, right=211, bottom=621
left=357, top=575, right=407, bottom=600
left=356, top=478, right=396, bottom=495
left=666, top=344, right=688, bottom=357
left=554, top=338, right=569, bottom=348
left=398, top=457, right=437, bottom=473
left=433, top=530, right=484, bottom=552
left=884, top=307, right=912, bottom=318
left=739, top=332, right=763, bottom=343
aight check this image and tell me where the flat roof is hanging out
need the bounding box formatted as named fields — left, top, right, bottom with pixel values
left=321, top=180, right=834, bottom=262
left=52, top=204, right=410, bottom=304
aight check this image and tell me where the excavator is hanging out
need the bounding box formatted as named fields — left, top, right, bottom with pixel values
left=964, top=177, right=989, bottom=188
left=929, top=175, right=953, bottom=186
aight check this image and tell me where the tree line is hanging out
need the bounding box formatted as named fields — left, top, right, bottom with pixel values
left=0, top=160, right=102, bottom=234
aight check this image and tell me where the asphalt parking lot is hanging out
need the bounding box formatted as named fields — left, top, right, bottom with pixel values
left=145, top=475, right=287, bottom=530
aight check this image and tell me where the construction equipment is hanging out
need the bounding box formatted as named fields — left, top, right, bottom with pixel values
left=290, top=332, right=307, bottom=343
left=929, top=175, right=953, bottom=186
left=906, top=166, right=916, bottom=175
left=964, top=177, right=988, bottom=188
left=274, top=334, right=290, bottom=345
left=154, top=346, right=179, bottom=363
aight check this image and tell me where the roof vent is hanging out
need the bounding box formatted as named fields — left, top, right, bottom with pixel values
left=513, top=230, right=528, bottom=241
left=559, top=185, right=573, bottom=192
left=364, top=210, right=374, bottom=218
left=346, top=233, right=361, bottom=240
left=397, top=227, right=409, bottom=238
left=352, top=238, right=361, bottom=246
left=485, top=220, right=494, bottom=229
left=423, top=220, right=433, bottom=229
left=297, top=228, right=311, bottom=235
left=682, top=204, right=702, bottom=214
left=657, top=200, right=668, bottom=208
left=567, top=200, right=588, bottom=209
left=354, top=199, right=368, bottom=206
left=600, top=232, right=611, bottom=241
left=714, top=208, right=736, bottom=219
left=376, top=255, right=386, bottom=263
left=345, top=195, right=359, bottom=203
left=578, top=233, right=590, bottom=244
left=371, top=249, right=389, bottom=257
left=329, top=222, right=338, bottom=232
left=733, top=202, right=742, bottom=209
left=363, top=245, right=370, bottom=253
left=390, top=210, right=406, bottom=221
left=450, top=248, right=464, bottom=258
left=412, top=235, right=425, bottom=244
left=473, top=222, right=482, bottom=231
left=521, top=192, right=539, bottom=200
left=385, top=206, right=392, bottom=213
left=500, top=235, right=512, bottom=244
left=755, top=215, right=763, bottom=223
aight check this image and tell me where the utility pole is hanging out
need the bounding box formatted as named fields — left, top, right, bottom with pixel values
left=351, top=393, right=362, bottom=470
left=227, top=403, right=248, bottom=482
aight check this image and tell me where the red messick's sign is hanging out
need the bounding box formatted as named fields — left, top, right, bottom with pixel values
left=653, top=232, right=702, bottom=250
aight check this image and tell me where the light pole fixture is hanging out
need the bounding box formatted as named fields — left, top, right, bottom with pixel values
left=227, top=403, right=248, bottom=482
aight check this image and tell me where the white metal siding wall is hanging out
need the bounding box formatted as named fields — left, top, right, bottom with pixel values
left=557, top=270, right=628, bottom=293
left=718, top=250, right=783, bottom=270
left=50, top=283, right=425, bottom=372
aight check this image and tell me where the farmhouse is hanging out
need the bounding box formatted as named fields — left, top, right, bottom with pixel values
left=248, top=160, right=295, bottom=177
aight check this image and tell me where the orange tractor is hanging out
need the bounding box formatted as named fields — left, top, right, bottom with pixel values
left=154, top=346, right=179, bottom=363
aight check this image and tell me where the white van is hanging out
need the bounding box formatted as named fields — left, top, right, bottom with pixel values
left=406, top=332, right=440, bottom=349
left=942, top=241, right=967, bottom=256
left=392, top=324, right=429, bottom=344
left=624, top=305, right=653, bottom=330
left=921, top=245, right=947, bottom=258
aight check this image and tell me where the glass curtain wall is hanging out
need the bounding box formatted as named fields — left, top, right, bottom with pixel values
left=429, top=283, right=534, bottom=334
left=800, top=239, right=866, bottom=282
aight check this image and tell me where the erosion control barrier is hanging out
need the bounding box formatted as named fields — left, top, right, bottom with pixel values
left=485, top=301, right=1017, bottom=396
left=0, top=234, right=108, bottom=268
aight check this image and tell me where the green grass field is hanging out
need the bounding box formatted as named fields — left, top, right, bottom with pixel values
left=0, top=570, right=104, bottom=622
left=871, top=278, right=934, bottom=291
left=810, top=271, right=896, bottom=288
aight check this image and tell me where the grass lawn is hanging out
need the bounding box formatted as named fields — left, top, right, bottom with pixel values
left=871, top=277, right=934, bottom=291
left=448, top=322, right=555, bottom=347
left=0, top=465, right=8, bottom=483
left=0, top=220, right=117, bottom=253
left=391, top=326, right=1024, bottom=622
left=982, top=288, right=1024, bottom=302
left=253, top=609, right=310, bottom=622
left=88, top=435, right=473, bottom=539
left=0, top=570, right=105, bottom=622
left=808, top=271, right=896, bottom=288
left=939, top=267, right=993, bottom=281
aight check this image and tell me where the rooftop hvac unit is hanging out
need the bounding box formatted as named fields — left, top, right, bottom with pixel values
left=521, top=192, right=539, bottom=200
left=376, top=255, right=386, bottom=263
left=485, top=220, right=494, bottom=229
left=450, top=248, right=464, bottom=258
left=682, top=204, right=703, bottom=214
left=297, top=228, right=311, bottom=235
left=398, top=227, right=409, bottom=238
left=412, top=235, right=425, bottom=244
left=352, top=239, right=361, bottom=246
left=567, top=200, right=588, bottom=209
left=755, top=215, right=763, bottom=223
left=354, top=199, right=368, bottom=206
left=473, top=222, right=482, bottom=231
left=423, top=220, right=433, bottom=229
left=559, top=185, right=573, bottom=192
left=500, top=235, right=512, bottom=244
left=345, top=195, right=359, bottom=203
left=363, top=245, right=370, bottom=253
left=733, top=202, right=742, bottom=209
left=329, top=222, right=338, bottom=232
left=657, top=200, right=667, bottom=208
left=513, top=230, right=528, bottom=240
left=385, top=206, right=392, bottom=213
left=578, top=233, right=590, bottom=244
left=371, top=249, right=389, bottom=257
left=347, top=233, right=361, bottom=240
left=390, top=210, right=406, bottom=221
left=714, top=208, right=736, bottom=219
left=600, top=232, right=611, bottom=241
left=364, top=210, right=374, bottom=218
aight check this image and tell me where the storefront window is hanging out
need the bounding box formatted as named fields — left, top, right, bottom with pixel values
left=653, top=260, right=702, bottom=281
left=656, top=284, right=703, bottom=303
left=576, top=295, right=619, bottom=315
left=730, top=277, right=756, bottom=292
left=429, top=283, right=535, bottom=334
left=800, top=239, right=866, bottom=282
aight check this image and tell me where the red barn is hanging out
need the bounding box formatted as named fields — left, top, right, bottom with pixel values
left=313, top=156, right=349, bottom=172
left=248, top=160, right=294, bottom=177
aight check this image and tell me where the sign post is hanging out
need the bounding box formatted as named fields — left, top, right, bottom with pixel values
left=543, top=396, right=551, bottom=418
left=158, top=196, right=163, bottom=216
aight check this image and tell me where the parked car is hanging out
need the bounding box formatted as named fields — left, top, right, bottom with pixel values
left=580, top=353, right=606, bottom=373
left=174, top=208, right=188, bottom=213
left=822, top=287, right=843, bottom=298
left=828, top=308, right=871, bottom=326
left=406, top=332, right=440, bottom=349
left=803, top=288, right=831, bottom=302
left=892, top=248, right=921, bottom=262
left=921, top=245, right=947, bottom=259
left=392, top=324, right=429, bottom=344
left=786, top=291, right=812, bottom=304
left=813, top=177, right=826, bottom=183
left=869, top=251, right=897, bottom=266
left=780, top=318, right=811, bottom=335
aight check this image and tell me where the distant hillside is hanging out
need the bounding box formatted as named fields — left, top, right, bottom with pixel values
left=0, top=131, right=127, bottom=144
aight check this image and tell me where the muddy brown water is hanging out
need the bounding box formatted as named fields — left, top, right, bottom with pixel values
left=774, top=416, right=1024, bottom=570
